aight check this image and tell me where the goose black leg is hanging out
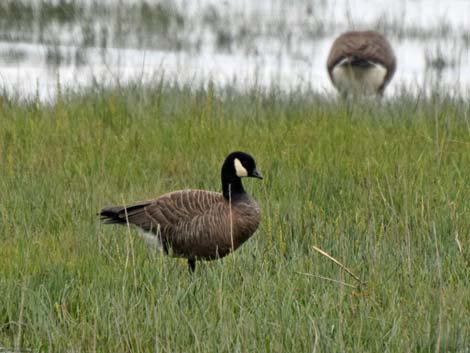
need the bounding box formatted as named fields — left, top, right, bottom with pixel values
left=188, top=259, right=196, bottom=273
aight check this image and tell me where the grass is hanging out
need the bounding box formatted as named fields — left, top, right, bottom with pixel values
left=0, top=84, right=470, bottom=352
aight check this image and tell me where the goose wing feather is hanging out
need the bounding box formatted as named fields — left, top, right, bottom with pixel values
left=119, top=189, right=232, bottom=258
left=327, top=31, right=396, bottom=83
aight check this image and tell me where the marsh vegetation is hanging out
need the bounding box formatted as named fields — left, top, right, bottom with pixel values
left=1, top=1, right=470, bottom=352
left=1, top=83, right=470, bottom=351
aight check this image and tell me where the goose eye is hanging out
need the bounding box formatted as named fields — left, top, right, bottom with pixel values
left=234, top=158, right=248, bottom=177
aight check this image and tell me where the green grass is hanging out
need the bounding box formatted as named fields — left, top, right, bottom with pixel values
left=0, top=85, right=469, bottom=352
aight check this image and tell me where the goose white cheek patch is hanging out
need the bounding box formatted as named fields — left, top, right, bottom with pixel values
left=234, top=158, right=248, bottom=177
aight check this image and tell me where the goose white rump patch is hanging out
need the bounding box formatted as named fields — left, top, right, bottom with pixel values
left=332, top=63, right=387, bottom=94
left=234, top=158, right=248, bottom=177
left=138, top=229, right=163, bottom=250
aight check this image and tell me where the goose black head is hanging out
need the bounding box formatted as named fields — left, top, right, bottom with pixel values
left=222, top=151, right=263, bottom=180
left=221, top=151, right=262, bottom=199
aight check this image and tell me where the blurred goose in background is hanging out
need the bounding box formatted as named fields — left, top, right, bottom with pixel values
left=327, top=31, right=396, bottom=96
left=99, top=151, right=263, bottom=273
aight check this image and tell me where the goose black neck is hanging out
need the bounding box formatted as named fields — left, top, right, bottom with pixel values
left=222, top=176, right=245, bottom=200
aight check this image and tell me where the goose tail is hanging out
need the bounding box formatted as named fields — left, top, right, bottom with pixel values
left=98, top=201, right=152, bottom=225
left=99, top=206, right=127, bottom=224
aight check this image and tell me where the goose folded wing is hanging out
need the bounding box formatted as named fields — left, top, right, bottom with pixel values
left=124, top=190, right=224, bottom=233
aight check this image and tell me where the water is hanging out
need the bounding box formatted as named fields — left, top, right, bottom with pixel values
left=0, top=0, right=469, bottom=101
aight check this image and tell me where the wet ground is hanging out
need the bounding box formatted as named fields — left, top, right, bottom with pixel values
left=0, top=0, right=469, bottom=100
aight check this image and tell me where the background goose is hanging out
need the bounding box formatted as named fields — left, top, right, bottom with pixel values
left=99, top=151, right=263, bottom=272
left=327, top=31, right=396, bottom=96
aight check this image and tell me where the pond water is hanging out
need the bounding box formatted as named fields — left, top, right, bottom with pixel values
left=0, top=0, right=469, bottom=101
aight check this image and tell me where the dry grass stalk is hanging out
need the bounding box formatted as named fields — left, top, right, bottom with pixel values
left=295, top=271, right=357, bottom=288
left=312, top=245, right=365, bottom=285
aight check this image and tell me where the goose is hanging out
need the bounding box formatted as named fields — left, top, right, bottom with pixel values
left=327, top=31, right=396, bottom=96
left=99, top=151, right=263, bottom=273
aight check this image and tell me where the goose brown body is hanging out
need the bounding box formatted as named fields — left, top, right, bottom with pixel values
left=100, top=189, right=261, bottom=260
left=327, top=31, right=396, bottom=95
left=99, top=151, right=263, bottom=272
